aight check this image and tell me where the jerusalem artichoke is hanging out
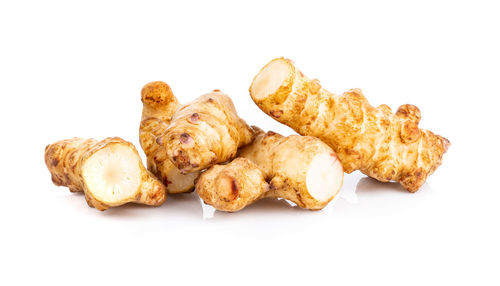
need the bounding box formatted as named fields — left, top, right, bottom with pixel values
left=156, top=90, right=254, bottom=173
left=140, top=81, right=199, bottom=193
left=196, top=128, right=344, bottom=212
left=249, top=58, right=450, bottom=192
left=44, top=137, right=166, bottom=211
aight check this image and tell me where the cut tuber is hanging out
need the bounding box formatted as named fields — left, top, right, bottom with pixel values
left=196, top=128, right=344, bottom=212
left=44, top=137, right=166, bottom=210
left=250, top=58, right=450, bottom=192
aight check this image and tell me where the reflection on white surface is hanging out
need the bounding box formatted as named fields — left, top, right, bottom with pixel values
left=200, top=197, right=215, bottom=219
left=282, top=198, right=297, bottom=207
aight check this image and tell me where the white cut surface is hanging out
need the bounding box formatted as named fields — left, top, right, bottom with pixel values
left=251, top=59, right=291, bottom=100
left=306, top=153, right=344, bottom=202
left=82, top=144, right=141, bottom=204
left=166, top=167, right=199, bottom=193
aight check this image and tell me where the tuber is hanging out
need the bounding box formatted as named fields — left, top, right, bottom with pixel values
left=196, top=128, right=344, bottom=212
left=140, top=81, right=199, bottom=193
left=44, top=137, right=166, bottom=211
left=156, top=90, right=254, bottom=173
left=249, top=58, right=450, bottom=192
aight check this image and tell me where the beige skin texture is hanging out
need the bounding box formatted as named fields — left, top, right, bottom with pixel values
left=156, top=90, right=255, bottom=173
left=196, top=128, right=344, bottom=212
left=249, top=58, right=450, bottom=192
left=44, top=137, right=166, bottom=211
left=140, top=81, right=199, bottom=193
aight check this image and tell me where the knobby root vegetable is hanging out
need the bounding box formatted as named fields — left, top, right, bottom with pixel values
left=156, top=90, right=254, bottom=173
left=196, top=128, right=344, bottom=212
left=140, top=81, right=199, bottom=193
left=249, top=58, right=450, bottom=192
left=44, top=137, right=166, bottom=211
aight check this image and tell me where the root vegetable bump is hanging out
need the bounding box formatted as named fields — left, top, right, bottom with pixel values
left=44, top=137, right=166, bottom=211
left=250, top=58, right=450, bottom=192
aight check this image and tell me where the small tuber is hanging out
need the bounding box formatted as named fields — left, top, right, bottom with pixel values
left=196, top=128, right=344, bottom=212
left=140, top=81, right=199, bottom=193
left=156, top=90, right=255, bottom=173
left=44, top=137, right=166, bottom=211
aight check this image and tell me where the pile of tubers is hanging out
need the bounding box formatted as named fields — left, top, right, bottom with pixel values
left=44, top=58, right=449, bottom=212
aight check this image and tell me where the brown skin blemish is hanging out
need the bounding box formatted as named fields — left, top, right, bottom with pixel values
left=397, top=108, right=408, bottom=117
left=207, top=98, right=214, bottom=103
left=270, top=110, right=283, bottom=118
left=231, top=179, right=238, bottom=199
left=213, top=89, right=221, bottom=92
left=173, top=150, right=191, bottom=170
left=156, top=136, right=164, bottom=146
left=153, top=155, right=158, bottom=161
left=415, top=170, right=422, bottom=179
left=189, top=113, right=200, bottom=123
left=269, top=183, right=277, bottom=191
left=51, top=158, right=59, bottom=167
left=180, top=133, right=192, bottom=144
left=144, top=95, right=163, bottom=104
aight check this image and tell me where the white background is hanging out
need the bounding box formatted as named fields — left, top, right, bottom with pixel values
left=1, top=1, right=498, bottom=285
